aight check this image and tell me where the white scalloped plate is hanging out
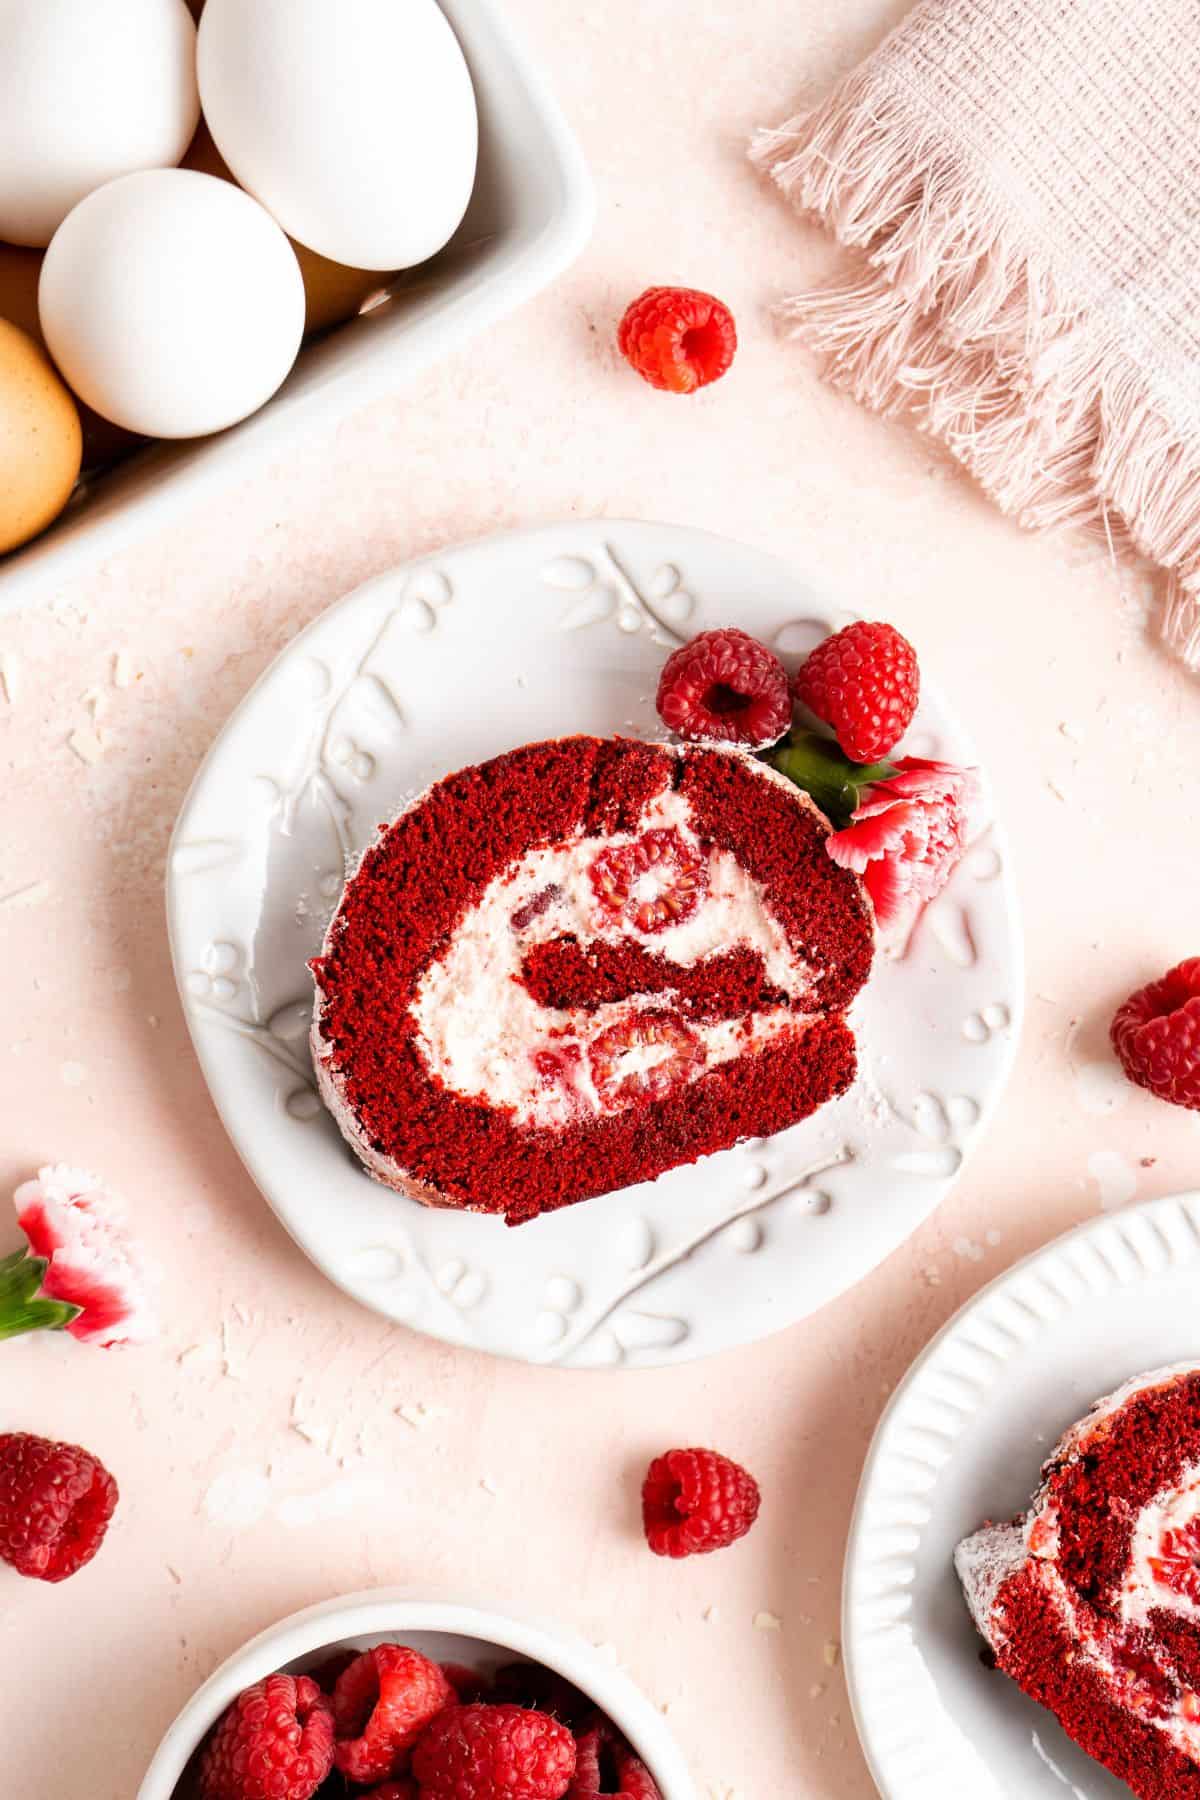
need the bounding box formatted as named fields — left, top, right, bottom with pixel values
left=166, top=520, right=1021, bottom=1368
left=844, top=1191, right=1200, bottom=1799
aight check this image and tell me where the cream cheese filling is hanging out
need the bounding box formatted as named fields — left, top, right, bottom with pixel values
left=410, top=787, right=815, bottom=1126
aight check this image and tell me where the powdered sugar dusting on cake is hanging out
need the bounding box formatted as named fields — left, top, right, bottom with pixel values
left=954, top=1519, right=1028, bottom=1645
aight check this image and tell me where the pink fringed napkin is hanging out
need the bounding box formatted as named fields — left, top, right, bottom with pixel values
left=753, top=0, right=1200, bottom=669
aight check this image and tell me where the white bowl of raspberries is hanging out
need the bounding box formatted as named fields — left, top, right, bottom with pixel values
left=137, top=1588, right=696, bottom=1800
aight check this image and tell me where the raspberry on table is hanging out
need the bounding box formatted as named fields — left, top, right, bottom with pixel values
left=199, top=1673, right=334, bottom=1800
left=793, top=620, right=920, bottom=764
left=411, top=1703, right=576, bottom=1800
left=655, top=627, right=791, bottom=748
left=333, top=1644, right=454, bottom=1785
left=0, top=1431, right=117, bottom=1582
left=1112, top=958, right=1200, bottom=1110
left=617, top=286, right=737, bottom=394
left=569, top=1721, right=663, bottom=1799
left=642, top=1447, right=761, bottom=1558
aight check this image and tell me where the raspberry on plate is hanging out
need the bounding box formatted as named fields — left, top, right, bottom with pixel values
left=793, top=620, right=919, bottom=764
left=333, top=1644, right=454, bottom=1784
left=0, top=1430, right=117, bottom=1582
left=617, top=285, right=736, bottom=394
left=1112, top=958, right=1200, bottom=1110
left=411, top=1703, right=576, bottom=1800
left=199, top=1673, right=334, bottom=1800
left=656, top=627, right=791, bottom=748
left=569, top=1721, right=663, bottom=1799
left=642, top=1446, right=761, bottom=1557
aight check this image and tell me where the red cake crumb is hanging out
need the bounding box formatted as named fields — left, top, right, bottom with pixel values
left=311, top=737, right=873, bottom=1226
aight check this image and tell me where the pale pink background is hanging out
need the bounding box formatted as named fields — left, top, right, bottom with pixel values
left=2, top=3, right=1198, bottom=1795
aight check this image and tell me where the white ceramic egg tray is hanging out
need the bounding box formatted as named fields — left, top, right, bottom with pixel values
left=0, top=0, right=593, bottom=614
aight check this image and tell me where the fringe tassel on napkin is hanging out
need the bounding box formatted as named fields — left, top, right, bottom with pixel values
left=754, top=8, right=1200, bottom=670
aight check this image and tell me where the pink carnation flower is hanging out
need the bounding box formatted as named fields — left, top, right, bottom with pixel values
left=826, top=758, right=982, bottom=949
left=13, top=1165, right=156, bottom=1347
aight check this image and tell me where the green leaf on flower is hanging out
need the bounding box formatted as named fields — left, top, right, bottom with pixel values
left=0, top=1249, right=82, bottom=1342
left=0, top=1298, right=82, bottom=1342
left=763, top=731, right=896, bottom=828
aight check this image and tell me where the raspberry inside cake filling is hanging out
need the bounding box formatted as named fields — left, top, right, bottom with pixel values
left=311, top=736, right=874, bottom=1225
left=957, top=1366, right=1200, bottom=1798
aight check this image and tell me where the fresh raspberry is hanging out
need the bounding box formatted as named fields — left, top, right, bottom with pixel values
left=642, top=1447, right=761, bottom=1557
left=360, top=1785, right=418, bottom=1800
left=1147, top=1514, right=1200, bottom=1605
left=199, top=1674, right=334, bottom=1800
left=333, top=1645, right=454, bottom=1784
left=589, top=1012, right=703, bottom=1108
left=489, top=1662, right=594, bottom=1731
left=656, top=628, right=790, bottom=748
left=793, top=620, right=920, bottom=763
left=569, top=1722, right=662, bottom=1799
left=0, top=1431, right=117, bottom=1582
left=412, top=1704, right=576, bottom=1800
left=440, top=1663, right=492, bottom=1706
left=617, top=286, right=736, bottom=394
left=1112, top=959, right=1200, bottom=1110
left=589, top=828, right=708, bottom=932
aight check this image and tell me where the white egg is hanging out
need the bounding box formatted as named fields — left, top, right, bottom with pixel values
left=198, top=0, right=478, bottom=273
left=39, top=170, right=305, bottom=439
left=0, top=0, right=200, bottom=248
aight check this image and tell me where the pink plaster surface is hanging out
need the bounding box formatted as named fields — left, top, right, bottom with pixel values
left=1, top=3, right=1198, bottom=1795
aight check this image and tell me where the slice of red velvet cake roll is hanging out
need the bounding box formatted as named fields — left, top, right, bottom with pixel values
left=957, top=1365, right=1200, bottom=1798
left=310, top=735, right=874, bottom=1225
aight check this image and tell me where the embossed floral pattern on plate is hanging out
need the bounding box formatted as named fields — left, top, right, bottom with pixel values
left=166, top=520, right=1023, bottom=1368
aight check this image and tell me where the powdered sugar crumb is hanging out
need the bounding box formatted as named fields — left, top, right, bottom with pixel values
left=275, top=1473, right=385, bottom=1528
left=0, top=652, right=18, bottom=705
left=1088, top=1148, right=1138, bottom=1211
left=754, top=1611, right=782, bottom=1631
left=203, top=1469, right=271, bottom=1530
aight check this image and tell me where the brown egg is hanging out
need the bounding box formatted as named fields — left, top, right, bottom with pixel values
left=0, top=239, right=143, bottom=471
left=182, top=120, right=392, bottom=336
left=0, top=319, right=82, bottom=553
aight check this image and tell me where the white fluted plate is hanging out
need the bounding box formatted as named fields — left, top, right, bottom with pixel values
left=166, top=520, right=1020, bottom=1368
left=844, top=1190, right=1200, bottom=1798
